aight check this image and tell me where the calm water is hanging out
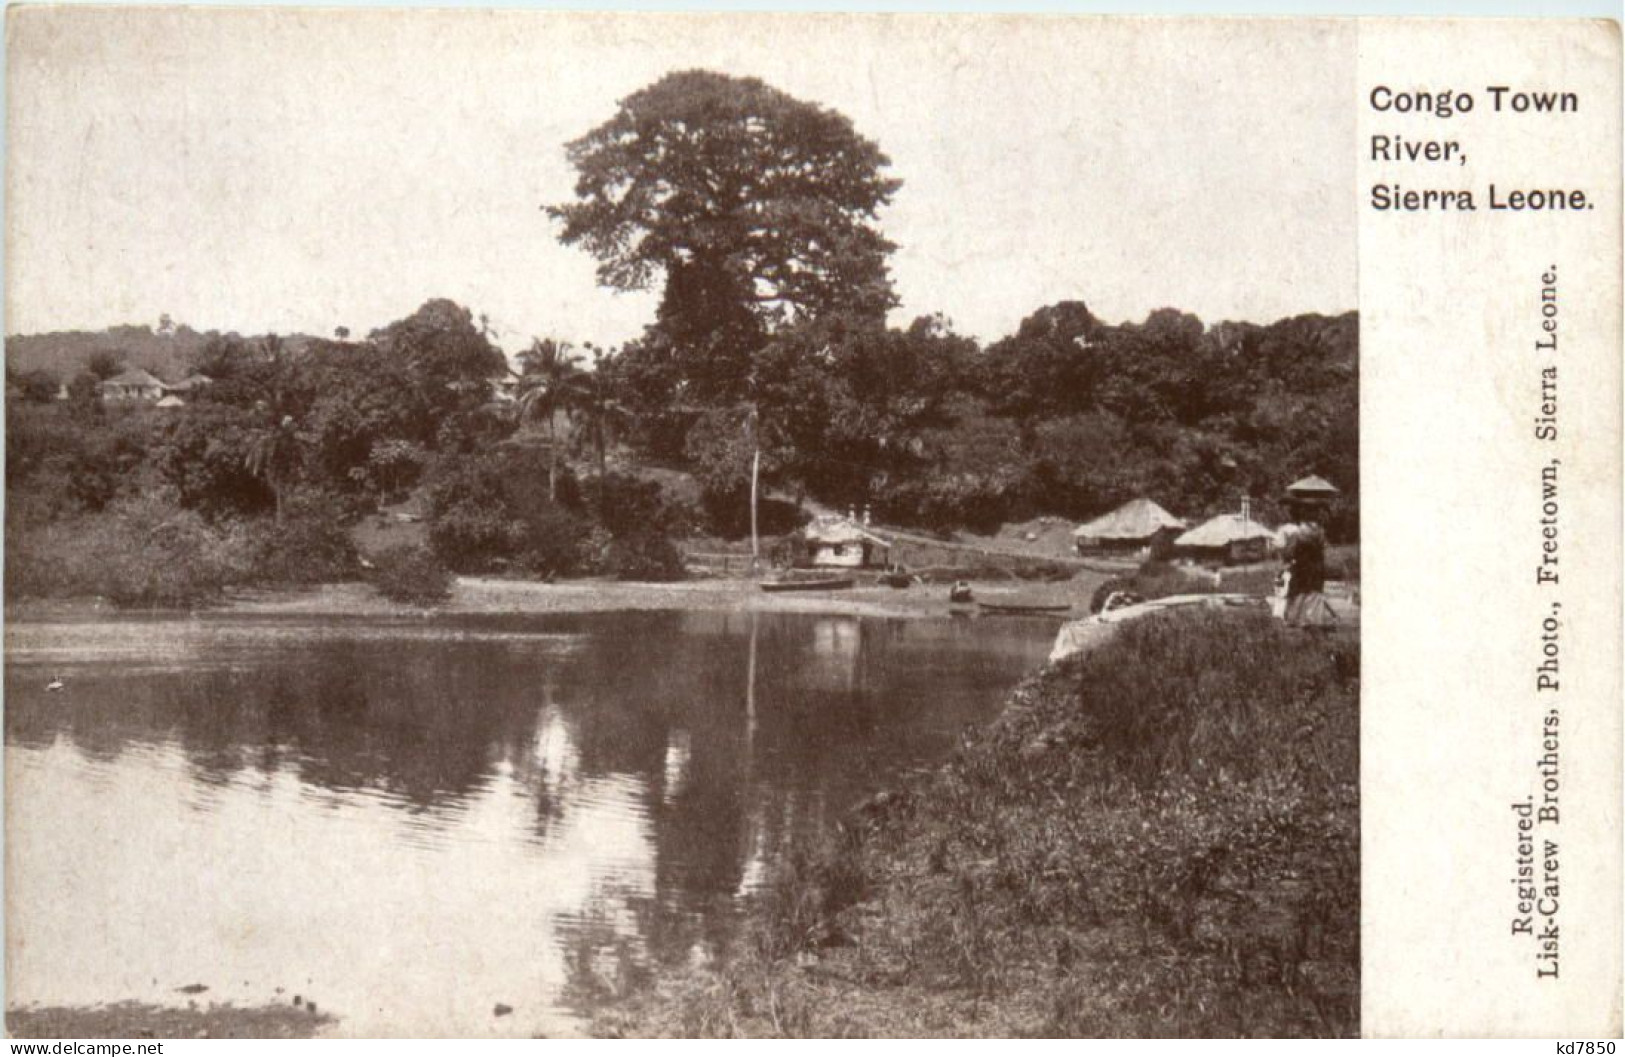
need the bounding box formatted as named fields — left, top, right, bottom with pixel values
left=4, top=609, right=1053, bottom=1036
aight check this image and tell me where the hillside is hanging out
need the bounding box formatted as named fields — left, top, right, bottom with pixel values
left=4, top=325, right=320, bottom=383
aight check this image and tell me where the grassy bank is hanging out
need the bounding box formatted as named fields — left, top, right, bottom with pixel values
left=597, top=608, right=1358, bottom=1038
left=6, top=1002, right=332, bottom=1039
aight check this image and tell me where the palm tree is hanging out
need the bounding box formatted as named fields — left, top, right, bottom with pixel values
left=240, top=334, right=308, bottom=522
left=513, top=338, right=587, bottom=500
left=568, top=348, right=634, bottom=480
left=244, top=413, right=304, bottom=522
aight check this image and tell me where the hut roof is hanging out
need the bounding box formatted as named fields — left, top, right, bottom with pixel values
left=165, top=373, right=213, bottom=391
left=1285, top=474, right=1340, bottom=498
left=1073, top=498, right=1186, bottom=540
left=803, top=516, right=890, bottom=548
left=100, top=367, right=164, bottom=389
left=155, top=394, right=186, bottom=408
left=1175, top=513, right=1280, bottom=549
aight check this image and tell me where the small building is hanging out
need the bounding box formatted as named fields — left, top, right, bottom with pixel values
left=155, top=394, right=186, bottom=410
left=163, top=373, right=213, bottom=398
left=1175, top=511, right=1280, bottom=565
left=1284, top=473, right=1340, bottom=523
left=1073, top=498, right=1186, bottom=557
left=98, top=367, right=165, bottom=402
left=1285, top=474, right=1340, bottom=503
left=801, top=515, right=891, bottom=569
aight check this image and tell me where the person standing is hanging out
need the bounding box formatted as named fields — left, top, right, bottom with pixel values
left=1281, top=503, right=1336, bottom=628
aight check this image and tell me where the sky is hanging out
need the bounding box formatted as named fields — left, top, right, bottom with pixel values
left=6, top=10, right=1356, bottom=350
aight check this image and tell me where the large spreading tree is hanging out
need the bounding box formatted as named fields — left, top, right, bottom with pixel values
left=549, top=70, right=902, bottom=408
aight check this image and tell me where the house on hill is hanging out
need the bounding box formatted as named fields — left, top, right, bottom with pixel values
left=1072, top=498, right=1186, bottom=557
left=98, top=367, right=165, bottom=402
left=163, top=373, right=214, bottom=399
left=800, top=514, right=891, bottom=569
left=1175, top=506, right=1280, bottom=565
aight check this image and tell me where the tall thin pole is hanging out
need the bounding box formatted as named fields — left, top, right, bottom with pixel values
left=749, top=407, right=761, bottom=572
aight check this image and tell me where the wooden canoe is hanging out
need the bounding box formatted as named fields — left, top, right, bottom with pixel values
left=976, top=601, right=1072, bottom=615
left=760, top=577, right=856, bottom=593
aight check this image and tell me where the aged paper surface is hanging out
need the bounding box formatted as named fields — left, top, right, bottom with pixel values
left=1360, top=18, right=1622, bottom=1037
left=2, top=9, right=1620, bottom=1040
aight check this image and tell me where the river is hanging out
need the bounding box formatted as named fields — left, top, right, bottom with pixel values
left=4, top=609, right=1055, bottom=1036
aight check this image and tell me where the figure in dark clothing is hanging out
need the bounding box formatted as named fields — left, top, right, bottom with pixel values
left=1281, top=511, right=1336, bottom=628
left=1287, top=524, right=1326, bottom=597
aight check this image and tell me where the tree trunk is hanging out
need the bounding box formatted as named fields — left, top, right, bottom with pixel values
left=548, top=414, right=559, bottom=501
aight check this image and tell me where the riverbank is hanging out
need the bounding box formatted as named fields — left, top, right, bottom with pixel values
left=594, top=608, right=1360, bottom=1038
left=6, top=1002, right=332, bottom=1039
left=7, top=571, right=1113, bottom=623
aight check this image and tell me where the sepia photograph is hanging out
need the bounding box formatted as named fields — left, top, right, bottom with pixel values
left=3, top=9, right=1368, bottom=1039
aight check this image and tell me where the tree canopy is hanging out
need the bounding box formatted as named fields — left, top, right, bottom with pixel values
left=549, top=70, right=901, bottom=404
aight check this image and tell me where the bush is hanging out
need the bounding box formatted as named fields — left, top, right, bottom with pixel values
left=151, top=402, right=276, bottom=519
left=370, top=544, right=453, bottom=606
left=754, top=831, right=868, bottom=959
left=426, top=452, right=596, bottom=576
left=583, top=473, right=671, bottom=538
left=425, top=458, right=530, bottom=572
left=602, top=533, right=685, bottom=582
left=516, top=505, right=593, bottom=578
left=6, top=495, right=247, bottom=608
left=241, top=492, right=360, bottom=586
left=995, top=611, right=1359, bottom=1034
left=7, top=403, right=154, bottom=521
left=581, top=473, right=688, bottom=580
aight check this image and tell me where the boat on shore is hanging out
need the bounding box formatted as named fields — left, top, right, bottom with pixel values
left=759, top=577, right=856, bottom=593
left=976, top=601, right=1072, bottom=615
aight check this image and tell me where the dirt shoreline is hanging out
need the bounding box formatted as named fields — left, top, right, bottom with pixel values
left=6, top=1002, right=333, bottom=1040
left=7, top=572, right=1111, bottom=624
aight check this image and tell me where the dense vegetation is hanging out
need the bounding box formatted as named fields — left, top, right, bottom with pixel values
left=4, top=301, right=687, bottom=606
left=6, top=69, right=1355, bottom=610
left=599, top=610, right=1359, bottom=1037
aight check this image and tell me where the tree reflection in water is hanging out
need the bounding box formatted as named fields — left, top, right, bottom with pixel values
left=5, top=611, right=1051, bottom=1033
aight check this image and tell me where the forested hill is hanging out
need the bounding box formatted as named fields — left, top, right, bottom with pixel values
left=5, top=304, right=1358, bottom=544
left=943, top=305, right=1359, bottom=536
left=661, top=303, right=1360, bottom=542
left=5, top=324, right=320, bottom=382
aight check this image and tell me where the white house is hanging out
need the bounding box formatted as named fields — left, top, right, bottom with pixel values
left=801, top=514, right=891, bottom=569
left=98, top=367, right=165, bottom=402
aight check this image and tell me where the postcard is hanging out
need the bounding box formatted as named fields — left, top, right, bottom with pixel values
left=4, top=9, right=1618, bottom=1040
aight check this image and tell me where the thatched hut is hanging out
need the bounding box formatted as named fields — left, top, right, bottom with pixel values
left=1284, top=474, right=1340, bottom=502
left=1072, top=498, right=1186, bottom=557
left=1174, top=512, right=1280, bottom=565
